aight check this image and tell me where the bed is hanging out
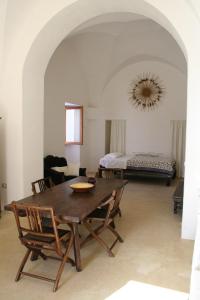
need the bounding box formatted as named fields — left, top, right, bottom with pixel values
left=99, top=152, right=176, bottom=185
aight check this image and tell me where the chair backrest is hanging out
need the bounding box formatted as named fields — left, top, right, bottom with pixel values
left=32, top=177, right=54, bottom=195
left=112, top=186, right=124, bottom=212
left=11, top=202, right=62, bottom=256
left=99, top=190, right=117, bottom=227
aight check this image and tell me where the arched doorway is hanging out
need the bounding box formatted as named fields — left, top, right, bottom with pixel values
left=44, top=14, right=187, bottom=175
left=2, top=0, right=200, bottom=241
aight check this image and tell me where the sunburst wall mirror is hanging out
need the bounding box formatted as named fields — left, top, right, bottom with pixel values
left=129, top=73, right=165, bottom=111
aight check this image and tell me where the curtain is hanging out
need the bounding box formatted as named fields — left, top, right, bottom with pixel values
left=110, top=120, right=126, bottom=153
left=170, top=120, right=186, bottom=178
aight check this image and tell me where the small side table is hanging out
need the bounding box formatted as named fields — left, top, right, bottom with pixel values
left=173, top=179, right=184, bottom=214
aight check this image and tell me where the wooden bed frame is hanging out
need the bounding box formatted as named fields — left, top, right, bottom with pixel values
left=98, top=166, right=176, bottom=186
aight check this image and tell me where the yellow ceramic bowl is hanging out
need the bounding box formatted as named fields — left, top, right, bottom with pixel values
left=70, top=182, right=94, bottom=192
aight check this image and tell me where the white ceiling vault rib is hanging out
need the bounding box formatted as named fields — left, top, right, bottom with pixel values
left=69, top=12, right=147, bottom=36
left=102, top=54, right=186, bottom=94
left=69, top=18, right=166, bottom=38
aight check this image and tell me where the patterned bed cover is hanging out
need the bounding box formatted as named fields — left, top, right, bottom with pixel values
left=127, top=154, right=175, bottom=175
left=99, top=153, right=176, bottom=175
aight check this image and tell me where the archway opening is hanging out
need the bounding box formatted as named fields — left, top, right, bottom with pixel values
left=44, top=12, right=187, bottom=176
left=10, top=0, right=198, bottom=241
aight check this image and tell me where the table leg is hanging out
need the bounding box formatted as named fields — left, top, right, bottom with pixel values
left=72, top=223, right=82, bottom=272
left=30, top=251, right=39, bottom=261
left=30, top=250, right=47, bottom=261
left=174, top=201, right=177, bottom=214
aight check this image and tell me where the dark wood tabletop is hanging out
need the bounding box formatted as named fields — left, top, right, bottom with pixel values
left=5, top=176, right=128, bottom=271
left=5, top=176, right=127, bottom=223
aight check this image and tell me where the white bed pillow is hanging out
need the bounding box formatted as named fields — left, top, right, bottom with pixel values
left=65, top=163, right=80, bottom=176
left=104, top=152, right=123, bottom=159
left=51, top=163, right=79, bottom=176
left=51, top=166, right=68, bottom=173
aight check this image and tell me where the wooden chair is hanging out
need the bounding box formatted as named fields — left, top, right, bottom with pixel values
left=31, top=177, right=55, bottom=230
left=31, top=177, right=54, bottom=195
left=81, top=191, right=123, bottom=257
left=111, top=186, right=124, bottom=218
left=94, top=186, right=124, bottom=226
left=11, top=202, right=75, bottom=292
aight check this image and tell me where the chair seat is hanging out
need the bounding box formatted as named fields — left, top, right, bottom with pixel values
left=24, top=228, right=69, bottom=244
left=88, top=207, right=108, bottom=219
left=88, top=205, right=120, bottom=221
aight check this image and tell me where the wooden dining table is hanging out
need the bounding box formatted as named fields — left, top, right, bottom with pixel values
left=5, top=176, right=128, bottom=271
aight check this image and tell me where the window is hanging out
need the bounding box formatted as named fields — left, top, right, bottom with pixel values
left=65, top=103, right=83, bottom=145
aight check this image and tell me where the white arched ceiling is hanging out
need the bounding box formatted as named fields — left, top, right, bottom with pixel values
left=102, top=54, right=186, bottom=93
left=65, top=18, right=186, bottom=97
left=2, top=0, right=200, bottom=239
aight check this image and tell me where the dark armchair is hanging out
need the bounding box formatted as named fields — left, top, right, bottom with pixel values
left=44, top=155, right=86, bottom=185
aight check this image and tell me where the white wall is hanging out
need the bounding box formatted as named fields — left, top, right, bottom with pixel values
left=44, top=20, right=186, bottom=171
left=103, top=61, right=186, bottom=150
left=0, top=0, right=8, bottom=206
left=44, top=39, right=89, bottom=164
